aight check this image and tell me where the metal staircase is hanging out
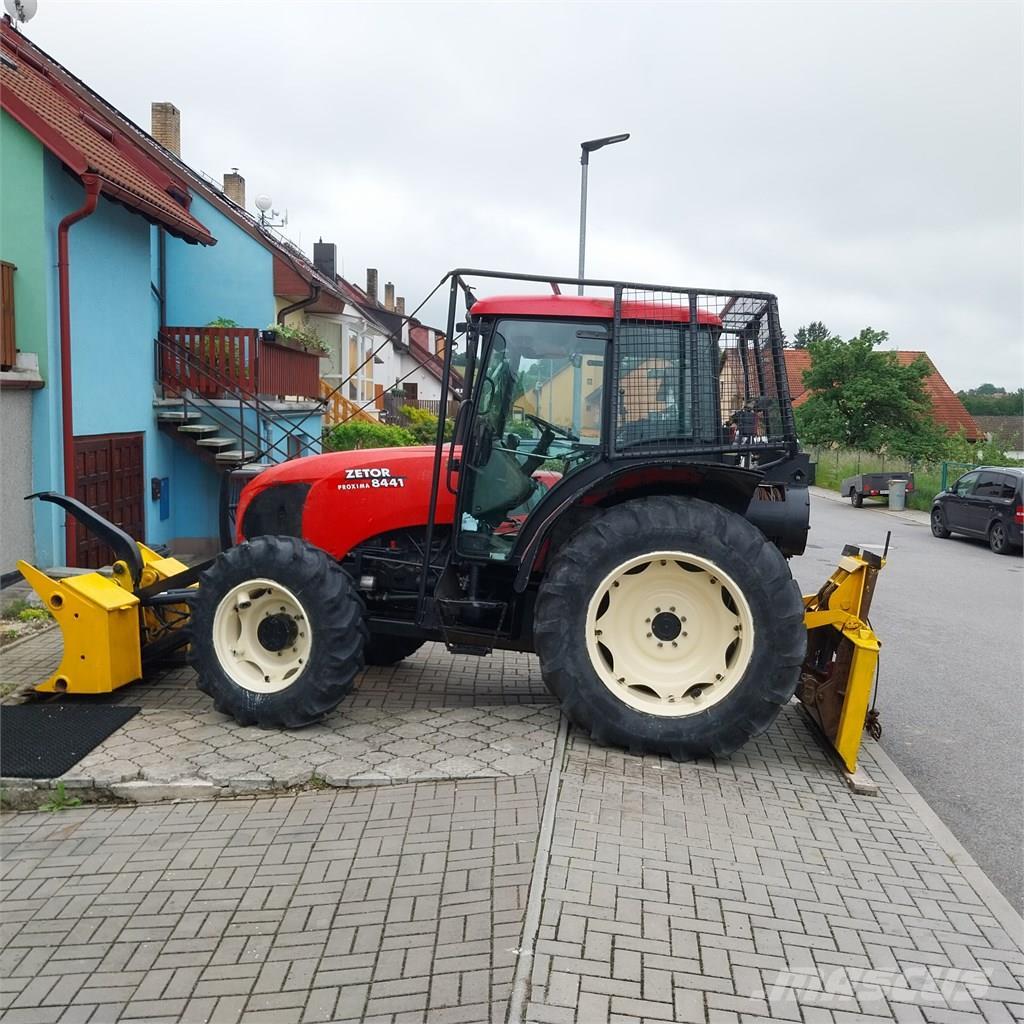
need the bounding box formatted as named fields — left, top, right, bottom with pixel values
left=154, top=398, right=264, bottom=466
left=154, top=330, right=322, bottom=471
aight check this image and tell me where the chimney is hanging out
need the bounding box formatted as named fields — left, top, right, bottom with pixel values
left=436, top=332, right=446, bottom=356
left=396, top=297, right=405, bottom=315
left=223, top=169, right=245, bottom=208
left=313, top=239, right=337, bottom=280
left=151, top=102, right=180, bottom=156
left=384, top=282, right=395, bottom=311
left=366, top=269, right=378, bottom=302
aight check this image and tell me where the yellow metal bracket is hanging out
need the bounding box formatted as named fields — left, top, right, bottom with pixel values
left=16, top=543, right=192, bottom=696
left=17, top=560, right=143, bottom=694
left=799, top=545, right=884, bottom=774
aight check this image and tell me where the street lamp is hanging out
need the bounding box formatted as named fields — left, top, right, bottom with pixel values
left=577, top=133, right=630, bottom=295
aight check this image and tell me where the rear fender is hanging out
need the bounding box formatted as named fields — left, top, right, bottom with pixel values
left=511, top=460, right=763, bottom=591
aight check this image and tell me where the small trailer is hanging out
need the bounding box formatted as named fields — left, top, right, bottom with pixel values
left=841, top=471, right=914, bottom=507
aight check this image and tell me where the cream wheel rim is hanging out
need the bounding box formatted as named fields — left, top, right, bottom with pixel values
left=212, top=578, right=313, bottom=694
left=585, top=551, right=754, bottom=717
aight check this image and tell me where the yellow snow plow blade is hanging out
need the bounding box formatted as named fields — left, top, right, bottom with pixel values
left=16, top=542, right=193, bottom=696
left=799, top=544, right=885, bottom=774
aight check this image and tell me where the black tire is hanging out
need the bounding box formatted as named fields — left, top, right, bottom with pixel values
left=364, top=634, right=425, bottom=666
left=533, top=496, right=806, bottom=760
left=189, top=535, right=367, bottom=727
left=931, top=507, right=951, bottom=539
left=850, top=489, right=863, bottom=508
left=989, top=520, right=1014, bottom=555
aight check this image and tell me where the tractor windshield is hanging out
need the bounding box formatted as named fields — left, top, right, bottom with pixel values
left=459, top=318, right=606, bottom=558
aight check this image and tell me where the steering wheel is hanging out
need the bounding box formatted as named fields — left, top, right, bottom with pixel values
left=525, top=412, right=580, bottom=442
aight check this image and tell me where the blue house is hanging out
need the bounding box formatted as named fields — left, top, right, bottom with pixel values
left=0, top=21, right=340, bottom=571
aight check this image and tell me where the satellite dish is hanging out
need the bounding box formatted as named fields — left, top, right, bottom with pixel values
left=4, top=0, right=38, bottom=22
left=254, top=194, right=273, bottom=213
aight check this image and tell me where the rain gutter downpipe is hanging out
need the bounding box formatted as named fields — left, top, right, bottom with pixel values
left=58, top=173, right=102, bottom=566
left=276, top=284, right=321, bottom=326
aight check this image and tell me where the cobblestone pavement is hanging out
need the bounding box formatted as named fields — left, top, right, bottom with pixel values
left=3, top=632, right=1023, bottom=1022
left=1, top=777, right=541, bottom=1024
left=3, top=700, right=1023, bottom=1022
left=1, top=638, right=557, bottom=800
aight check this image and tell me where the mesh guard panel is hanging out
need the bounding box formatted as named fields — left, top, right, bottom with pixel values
left=610, top=287, right=792, bottom=458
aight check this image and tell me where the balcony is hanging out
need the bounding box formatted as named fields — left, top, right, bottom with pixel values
left=159, top=326, right=320, bottom=401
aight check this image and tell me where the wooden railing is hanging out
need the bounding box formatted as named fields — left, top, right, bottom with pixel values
left=320, top=379, right=377, bottom=425
left=160, top=326, right=320, bottom=400
left=260, top=339, right=320, bottom=400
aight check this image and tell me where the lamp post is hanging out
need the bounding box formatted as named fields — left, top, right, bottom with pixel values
left=577, top=133, right=629, bottom=295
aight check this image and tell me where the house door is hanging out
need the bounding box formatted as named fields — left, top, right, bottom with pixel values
left=73, top=432, right=145, bottom=568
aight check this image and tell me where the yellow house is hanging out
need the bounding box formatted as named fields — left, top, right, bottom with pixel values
left=514, top=360, right=604, bottom=438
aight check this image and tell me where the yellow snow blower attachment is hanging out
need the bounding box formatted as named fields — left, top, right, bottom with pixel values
left=798, top=542, right=885, bottom=774
left=17, top=493, right=200, bottom=694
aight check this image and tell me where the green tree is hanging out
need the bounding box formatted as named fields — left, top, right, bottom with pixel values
left=790, top=321, right=836, bottom=349
left=957, top=388, right=1023, bottom=416
left=794, top=327, right=949, bottom=459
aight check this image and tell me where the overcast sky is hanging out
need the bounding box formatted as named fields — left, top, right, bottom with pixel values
left=25, top=0, right=1024, bottom=390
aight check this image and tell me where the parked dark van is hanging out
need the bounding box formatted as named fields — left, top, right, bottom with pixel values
left=931, top=467, right=1024, bottom=554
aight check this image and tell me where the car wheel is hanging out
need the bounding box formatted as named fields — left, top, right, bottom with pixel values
left=850, top=489, right=863, bottom=508
left=190, top=535, right=367, bottom=727
left=931, top=508, right=951, bottom=539
left=989, top=521, right=1013, bottom=555
left=533, top=496, right=806, bottom=760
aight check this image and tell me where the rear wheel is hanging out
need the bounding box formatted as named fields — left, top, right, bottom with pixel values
left=534, top=497, right=806, bottom=759
left=364, top=634, right=424, bottom=666
left=989, top=520, right=1014, bottom=555
left=190, top=535, right=366, bottom=727
left=931, top=507, right=951, bottom=539
left=850, top=489, right=863, bottom=508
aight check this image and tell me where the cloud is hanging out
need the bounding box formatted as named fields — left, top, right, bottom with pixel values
left=27, top=0, right=1023, bottom=389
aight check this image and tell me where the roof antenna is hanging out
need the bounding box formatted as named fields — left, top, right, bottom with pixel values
left=4, top=0, right=39, bottom=27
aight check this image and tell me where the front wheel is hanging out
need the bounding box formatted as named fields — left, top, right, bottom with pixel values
left=534, top=497, right=807, bottom=760
left=189, top=535, right=367, bottom=727
left=931, top=508, right=952, bottom=538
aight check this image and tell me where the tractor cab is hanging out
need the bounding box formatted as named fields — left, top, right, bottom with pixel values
left=454, top=293, right=733, bottom=561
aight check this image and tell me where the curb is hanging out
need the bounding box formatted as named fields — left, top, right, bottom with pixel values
left=810, top=485, right=932, bottom=526
left=866, top=738, right=1024, bottom=953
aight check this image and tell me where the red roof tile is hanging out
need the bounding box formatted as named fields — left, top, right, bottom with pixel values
left=782, top=348, right=983, bottom=439
left=1, top=23, right=213, bottom=245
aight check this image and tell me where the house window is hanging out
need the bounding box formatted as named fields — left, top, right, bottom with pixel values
left=1, top=261, right=16, bottom=371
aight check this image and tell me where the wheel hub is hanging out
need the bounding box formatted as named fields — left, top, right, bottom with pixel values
left=651, top=611, right=682, bottom=642
left=211, top=578, right=313, bottom=694
left=257, top=613, right=299, bottom=653
left=585, top=551, right=755, bottom=718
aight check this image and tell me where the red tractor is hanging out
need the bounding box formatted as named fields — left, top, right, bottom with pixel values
left=184, top=270, right=813, bottom=759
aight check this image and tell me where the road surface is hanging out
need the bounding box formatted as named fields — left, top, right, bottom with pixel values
left=792, top=488, right=1024, bottom=912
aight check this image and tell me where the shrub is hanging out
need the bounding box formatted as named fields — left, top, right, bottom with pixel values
left=323, top=421, right=415, bottom=452
left=400, top=405, right=454, bottom=444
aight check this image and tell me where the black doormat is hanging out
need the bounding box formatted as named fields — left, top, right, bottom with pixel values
left=0, top=704, right=140, bottom=779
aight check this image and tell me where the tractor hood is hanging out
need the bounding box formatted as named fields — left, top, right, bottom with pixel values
left=236, top=446, right=460, bottom=560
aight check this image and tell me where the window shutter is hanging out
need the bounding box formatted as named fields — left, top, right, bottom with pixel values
left=0, top=261, right=15, bottom=370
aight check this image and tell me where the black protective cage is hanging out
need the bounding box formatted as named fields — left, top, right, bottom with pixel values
left=416, top=269, right=800, bottom=618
